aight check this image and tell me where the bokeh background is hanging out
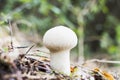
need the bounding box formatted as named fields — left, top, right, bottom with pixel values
left=0, top=0, right=120, bottom=63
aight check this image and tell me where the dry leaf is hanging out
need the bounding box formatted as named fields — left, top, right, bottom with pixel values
left=93, top=68, right=115, bottom=80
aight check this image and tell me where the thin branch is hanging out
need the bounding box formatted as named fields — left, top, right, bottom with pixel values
left=88, top=59, right=120, bottom=64
left=8, top=19, right=13, bottom=49
left=21, top=45, right=35, bottom=59
left=25, top=45, right=35, bottom=55
left=15, top=46, right=29, bottom=49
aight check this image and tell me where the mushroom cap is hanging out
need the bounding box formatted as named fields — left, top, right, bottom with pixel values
left=43, top=26, right=77, bottom=52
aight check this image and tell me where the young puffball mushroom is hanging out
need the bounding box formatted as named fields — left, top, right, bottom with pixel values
left=43, top=26, right=77, bottom=75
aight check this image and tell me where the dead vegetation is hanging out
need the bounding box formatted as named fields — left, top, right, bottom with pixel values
left=0, top=46, right=119, bottom=80
left=0, top=22, right=119, bottom=80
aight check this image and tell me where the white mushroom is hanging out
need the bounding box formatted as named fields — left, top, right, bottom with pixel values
left=43, top=26, right=77, bottom=75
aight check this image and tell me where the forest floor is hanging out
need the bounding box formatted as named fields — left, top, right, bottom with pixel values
left=0, top=44, right=120, bottom=80
left=0, top=27, right=120, bottom=80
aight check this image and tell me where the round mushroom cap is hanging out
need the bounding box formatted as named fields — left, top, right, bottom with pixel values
left=43, top=26, right=78, bottom=52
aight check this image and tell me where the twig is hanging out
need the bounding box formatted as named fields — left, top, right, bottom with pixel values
left=88, top=59, right=120, bottom=64
left=15, top=46, right=29, bottom=49
left=3, top=73, right=41, bottom=80
left=21, top=45, right=35, bottom=59
left=25, top=45, right=35, bottom=55
left=8, top=19, right=13, bottom=49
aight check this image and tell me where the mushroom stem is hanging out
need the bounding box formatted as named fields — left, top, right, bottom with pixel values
left=50, top=50, right=70, bottom=75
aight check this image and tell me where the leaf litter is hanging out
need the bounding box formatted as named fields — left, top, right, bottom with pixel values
left=0, top=21, right=119, bottom=80
left=0, top=45, right=118, bottom=80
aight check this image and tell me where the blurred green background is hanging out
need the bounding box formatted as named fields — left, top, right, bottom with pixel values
left=0, top=0, right=120, bottom=61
